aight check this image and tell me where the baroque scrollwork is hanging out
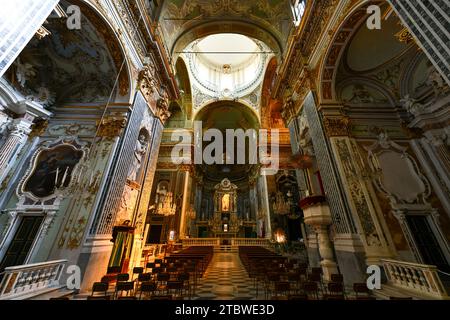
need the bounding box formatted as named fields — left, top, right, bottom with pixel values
left=323, top=117, right=351, bottom=137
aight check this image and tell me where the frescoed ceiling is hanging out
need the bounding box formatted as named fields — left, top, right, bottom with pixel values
left=4, top=0, right=127, bottom=107
left=157, top=0, right=294, bottom=59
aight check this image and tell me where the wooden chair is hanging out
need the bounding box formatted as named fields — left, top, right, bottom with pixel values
left=273, top=281, right=290, bottom=297
left=100, top=276, right=110, bottom=284
left=156, top=273, right=170, bottom=293
left=132, top=267, right=144, bottom=280
left=265, top=273, right=281, bottom=299
left=287, top=272, right=301, bottom=294
left=91, top=282, right=109, bottom=297
left=327, top=282, right=345, bottom=297
left=331, top=274, right=344, bottom=283
left=115, top=281, right=135, bottom=299
left=139, top=281, right=157, bottom=300
left=353, top=283, right=371, bottom=299
left=167, top=281, right=184, bottom=298
left=302, top=281, right=319, bottom=300
left=146, top=262, right=155, bottom=273
left=308, top=273, right=323, bottom=293
left=137, top=273, right=152, bottom=287
left=177, top=272, right=192, bottom=299
left=296, top=268, right=308, bottom=282
left=116, top=273, right=130, bottom=282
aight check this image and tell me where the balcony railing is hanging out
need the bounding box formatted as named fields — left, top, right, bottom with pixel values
left=0, top=260, right=67, bottom=300
left=382, top=259, right=449, bottom=299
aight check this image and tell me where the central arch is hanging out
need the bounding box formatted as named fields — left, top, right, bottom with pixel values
left=194, top=100, right=261, bottom=130
left=171, top=21, right=284, bottom=64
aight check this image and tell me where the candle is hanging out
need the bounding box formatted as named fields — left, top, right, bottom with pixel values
left=55, top=167, right=60, bottom=187
left=61, top=166, right=69, bottom=186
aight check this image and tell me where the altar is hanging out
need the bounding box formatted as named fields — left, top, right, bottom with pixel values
left=208, top=178, right=242, bottom=238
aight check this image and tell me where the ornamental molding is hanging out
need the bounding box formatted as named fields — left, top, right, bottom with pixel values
left=323, top=116, right=351, bottom=137
left=96, top=114, right=128, bottom=138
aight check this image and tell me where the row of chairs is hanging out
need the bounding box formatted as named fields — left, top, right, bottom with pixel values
left=239, top=247, right=375, bottom=300
left=89, top=246, right=214, bottom=300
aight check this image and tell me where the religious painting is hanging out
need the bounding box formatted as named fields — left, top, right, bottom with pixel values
left=23, top=144, right=84, bottom=198
left=221, top=193, right=230, bottom=212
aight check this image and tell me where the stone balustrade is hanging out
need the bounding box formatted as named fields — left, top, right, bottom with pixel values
left=181, top=238, right=271, bottom=248
left=0, top=260, right=67, bottom=300
left=231, top=238, right=271, bottom=247
left=182, top=238, right=221, bottom=247
left=382, top=259, right=449, bottom=299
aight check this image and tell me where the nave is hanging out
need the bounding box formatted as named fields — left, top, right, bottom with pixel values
left=68, top=246, right=413, bottom=301
left=1, top=0, right=449, bottom=302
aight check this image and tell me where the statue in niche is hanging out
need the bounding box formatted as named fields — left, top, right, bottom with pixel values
left=222, top=194, right=230, bottom=212
left=155, top=183, right=168, bottom=206
left=128, top=134, right=148, bottom=182
left=23, top=144, right=83, bottom=198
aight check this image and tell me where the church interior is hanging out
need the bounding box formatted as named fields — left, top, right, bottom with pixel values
left=0, top=0, right=449, bottom=301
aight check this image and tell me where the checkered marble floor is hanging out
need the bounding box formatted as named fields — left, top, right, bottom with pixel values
left=192, top=252, right=263, bottom=300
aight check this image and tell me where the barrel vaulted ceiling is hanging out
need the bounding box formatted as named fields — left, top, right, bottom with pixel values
left=156, top=0, right=294, bottom=60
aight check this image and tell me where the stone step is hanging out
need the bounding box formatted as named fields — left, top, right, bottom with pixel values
left=373, top=283, right=443, bottom=300
left=27, top=286, right=75, bottom=300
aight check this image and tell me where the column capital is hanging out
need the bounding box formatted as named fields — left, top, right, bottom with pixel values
left=96, top=114, right=128, bottom=138
left=7, top=117, right=33, bottom=138
left=178, top=164, right=193, bottom=173
left=323, top=116, right=351, bottom=137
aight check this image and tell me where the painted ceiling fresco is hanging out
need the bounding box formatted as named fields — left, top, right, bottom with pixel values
left=5, top=1, right=118, bottom=107
left=158, top=0, right=294, bottom=56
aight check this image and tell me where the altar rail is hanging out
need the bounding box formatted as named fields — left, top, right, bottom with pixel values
left=0, top=260, right=67, bottom=300
left=231, top=238, right=271, bottom=247
left=382, top=259, right=449, bottom=299
left=182, top=238, right=271, bottom=248
left=182, top=238, right=221, bottom=247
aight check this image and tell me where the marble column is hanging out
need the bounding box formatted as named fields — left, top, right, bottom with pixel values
left=179, top=167, right=191, bottom=239
left=260, top=175, right=272, bottom=239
